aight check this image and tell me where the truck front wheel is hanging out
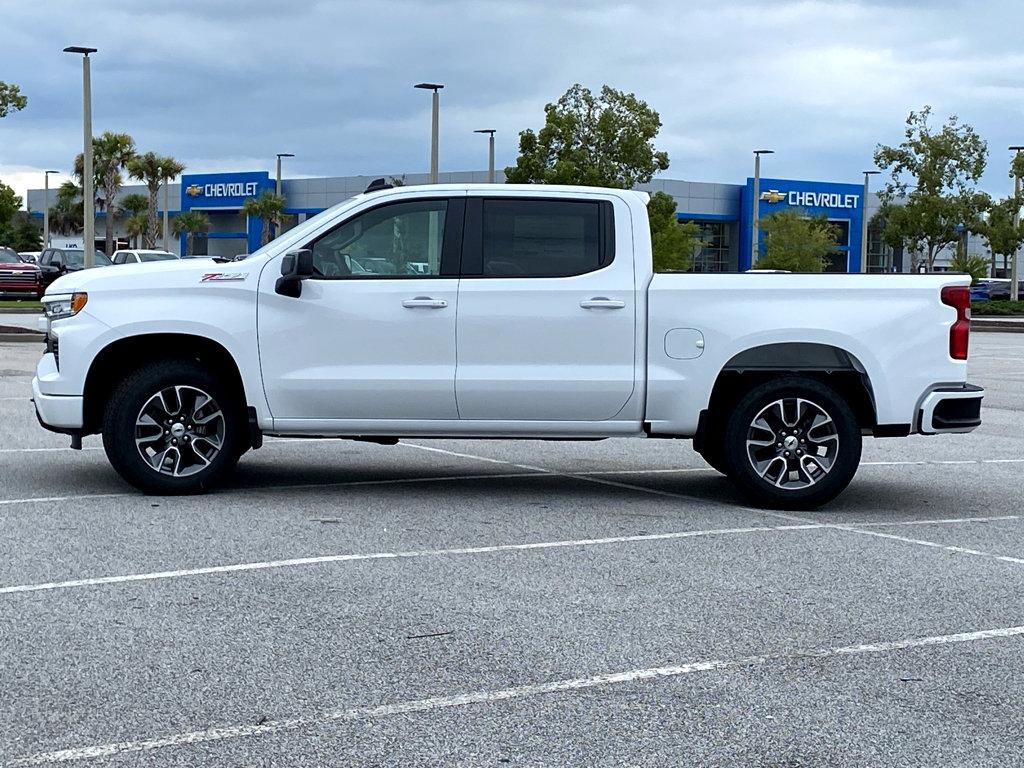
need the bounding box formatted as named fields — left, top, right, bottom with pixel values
left=102, top=360, right=242, bottom=494
left=722, top=377, right=861, bottom=510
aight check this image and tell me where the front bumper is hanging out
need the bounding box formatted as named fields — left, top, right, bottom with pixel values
left=918, top=384, right=984, bottom=434
left=32, top=353, right=84, bottom=431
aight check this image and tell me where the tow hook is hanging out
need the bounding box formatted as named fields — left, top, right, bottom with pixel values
left=69, top=433, right=82, bottom=450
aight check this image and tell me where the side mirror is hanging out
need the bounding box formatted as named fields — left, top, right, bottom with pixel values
left=275, top=249, right=314, bottom=298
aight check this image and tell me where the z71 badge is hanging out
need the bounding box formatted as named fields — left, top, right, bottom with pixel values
left=200, top=272, right=248, bottom=282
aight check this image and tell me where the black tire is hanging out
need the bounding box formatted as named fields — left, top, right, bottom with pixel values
left=722, top=376, right=861, bottom=510
left=102, top=360, right=242, bottom=494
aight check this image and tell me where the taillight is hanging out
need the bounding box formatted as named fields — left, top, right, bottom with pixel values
left=941, top=285, right=971, bottom=360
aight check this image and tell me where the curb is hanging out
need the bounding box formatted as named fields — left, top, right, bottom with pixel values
left=0, top=308, right=42, bottom=315
left=0, top=333, right=43, bottom=343
left=974, top=318, right=1024, bottom=333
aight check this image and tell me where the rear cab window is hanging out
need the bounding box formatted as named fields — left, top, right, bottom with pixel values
left=462, top=197, right=614, bottom=277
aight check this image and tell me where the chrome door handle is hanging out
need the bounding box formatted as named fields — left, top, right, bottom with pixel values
left=579, top=297, right=626, bottom=309
left=402, top=297, right=448, bottom=309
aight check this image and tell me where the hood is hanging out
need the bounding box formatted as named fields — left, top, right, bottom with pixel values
left=0, top=261, right=39, bottom=272
left=45, top=257, right=256, bottom=296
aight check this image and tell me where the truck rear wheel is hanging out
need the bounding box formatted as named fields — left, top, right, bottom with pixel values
left=102, top=360, right=242, bottom=494
left=722, top=376, right=861, bottom=510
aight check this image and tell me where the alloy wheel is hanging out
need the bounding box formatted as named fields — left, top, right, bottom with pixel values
left=745, top=397, right=839, bottom=490
left=134, top=385, right=225, bottom=477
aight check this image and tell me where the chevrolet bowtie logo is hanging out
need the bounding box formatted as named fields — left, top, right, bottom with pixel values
left=185, top=184, right=203, bottom=197
left=760, top=189, right=786, bottom=204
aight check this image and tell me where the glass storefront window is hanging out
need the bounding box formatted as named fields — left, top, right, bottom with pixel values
left=683, top=220, right=736, bottom=273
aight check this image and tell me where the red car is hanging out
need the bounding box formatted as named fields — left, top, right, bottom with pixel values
left=0, top=246, right=43, bottom=299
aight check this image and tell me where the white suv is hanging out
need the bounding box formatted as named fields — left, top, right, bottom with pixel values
left=111, top=249, right=180, bottom=265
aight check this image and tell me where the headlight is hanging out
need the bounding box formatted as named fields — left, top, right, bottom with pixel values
left=43, top=292, right=88, bottom=321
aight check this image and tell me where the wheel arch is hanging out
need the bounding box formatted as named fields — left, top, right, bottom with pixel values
left=694, top=342, right=878, bottom=453
left=82, top=333, right=249, bottom=435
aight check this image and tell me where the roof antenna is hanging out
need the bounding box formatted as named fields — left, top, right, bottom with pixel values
left=364, top=178, right=393, bottom=193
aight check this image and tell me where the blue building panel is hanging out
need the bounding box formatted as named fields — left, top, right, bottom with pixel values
left=180, top=171, right=274, bottom=254
left=738, top=177, right=865, bottom=272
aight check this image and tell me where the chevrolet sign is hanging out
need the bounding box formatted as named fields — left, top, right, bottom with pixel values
left=185, top=185, right=203, bottom=197
left=193, top=181, right=260, bottom=199
left=761, top=189, right=860, bottom=209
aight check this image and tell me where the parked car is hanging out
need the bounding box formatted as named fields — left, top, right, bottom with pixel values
left=36, top=247, right=110, bottom=291
left=112, top=249, right=181, bottom=265
left=0, top=246, right=43, bottom=298
left=33, top=183, right=984, bottom=509
left=974, top=278, right=1012, bottom=300
left=19, top=251, right=42, bottom=264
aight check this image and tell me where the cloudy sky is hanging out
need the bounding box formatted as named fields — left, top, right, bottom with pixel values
left=1, top=0, right=1022, bottom=207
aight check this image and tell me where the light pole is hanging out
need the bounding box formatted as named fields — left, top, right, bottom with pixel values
left=415, top=83, right=444, bottom=184
left=475, top=129, right=496, bottom=183
left=275, top=152, right=294, bottom=196
left=43, top=170, right=60, bottom=248
left=751, top=149, right=774, bottom=267
left=1011, top=146, right=1023, bottom=301
left=860, top=170, right=880, bottom=273
left=64, top=46, right=97, bottom=267
left=163, top=174, right=170, bottom=251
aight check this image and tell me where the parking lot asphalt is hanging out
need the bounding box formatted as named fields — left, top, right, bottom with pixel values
left=1, top=333, right=1023, bottom=767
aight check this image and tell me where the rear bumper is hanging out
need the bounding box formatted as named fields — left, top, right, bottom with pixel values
left=918, top=384, right=984, bottom=434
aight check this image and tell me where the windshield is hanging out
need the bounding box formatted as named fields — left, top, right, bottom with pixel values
left=139, top=252, right=178, bottom=262
left=0, top=248, right=18, bottom=262
left=64, top=250, right=112, bottom=267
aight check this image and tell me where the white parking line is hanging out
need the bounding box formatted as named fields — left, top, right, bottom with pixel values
left=761, top=508, right=1024, bottom=567
left=399, top=443, right=1024, bottom=569
left=0, top=522, right=824, bottom=595
left=20, top=623, right=1024, bottom=765
left=2, top=514, right=1018, bottom=597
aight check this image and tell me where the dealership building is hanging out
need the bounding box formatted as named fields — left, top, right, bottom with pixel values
left=28, top=168, right=979, bottom=272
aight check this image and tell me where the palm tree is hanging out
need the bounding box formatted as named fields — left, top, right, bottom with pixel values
left=241, top=191, right=287, bottom=246
left=48, top=181, right=83, bottom=236
left=172, top=210, right=209, bottom=255
left=75, top=131, right=136, bottom=255
left=125, top=212, right=148, bottom=248
left=119, top=193, right=149, bottom=248
left=127, top=152, right=185, bottom=248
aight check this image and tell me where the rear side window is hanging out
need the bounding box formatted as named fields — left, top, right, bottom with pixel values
left=464, top=198, right=612, bottom=278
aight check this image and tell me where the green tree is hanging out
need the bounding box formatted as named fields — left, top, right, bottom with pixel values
left=127, top=152, right=185, bottom=248
left=0, top=81, right=27, bottom=118
left=873, top=106, right=989, bottom=271
left=118, top=193, right=148, bottom=217
left=0, top=214, right=42, bottom=251
left=241, top=191, right=287, bottom=246
left=172, top=210, right=209, bottom=256
left=983, top=196, right=1024, bottom=273
left=125, top=213, right=148, bottom=248
left=75, top=131, right=137, bottom=256
left=647, top=191, right=701, bottom=272
left=755, top=209, right=837, bottom=272
left=505, top=84, right=669, bottom=188
left=119, top=194, right=149, bottom=247
left=0, top=180, right=21, bottom=225
left=49, top=181, right=83, bottom=236
left=948, top=252, right=989, bottom=284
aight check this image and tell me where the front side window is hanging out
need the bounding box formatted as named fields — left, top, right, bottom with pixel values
left=307, top=199, right=447, bottom=278
left=479, top=199, right=603, bottom=277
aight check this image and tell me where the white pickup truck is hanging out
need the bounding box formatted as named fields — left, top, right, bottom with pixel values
left=32, top=183, right=983, bottom=509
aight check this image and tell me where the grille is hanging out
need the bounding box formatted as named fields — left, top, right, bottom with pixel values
left=46, top=335, right=59, bottom=369
left=0, top=271, right=39, bottom=285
